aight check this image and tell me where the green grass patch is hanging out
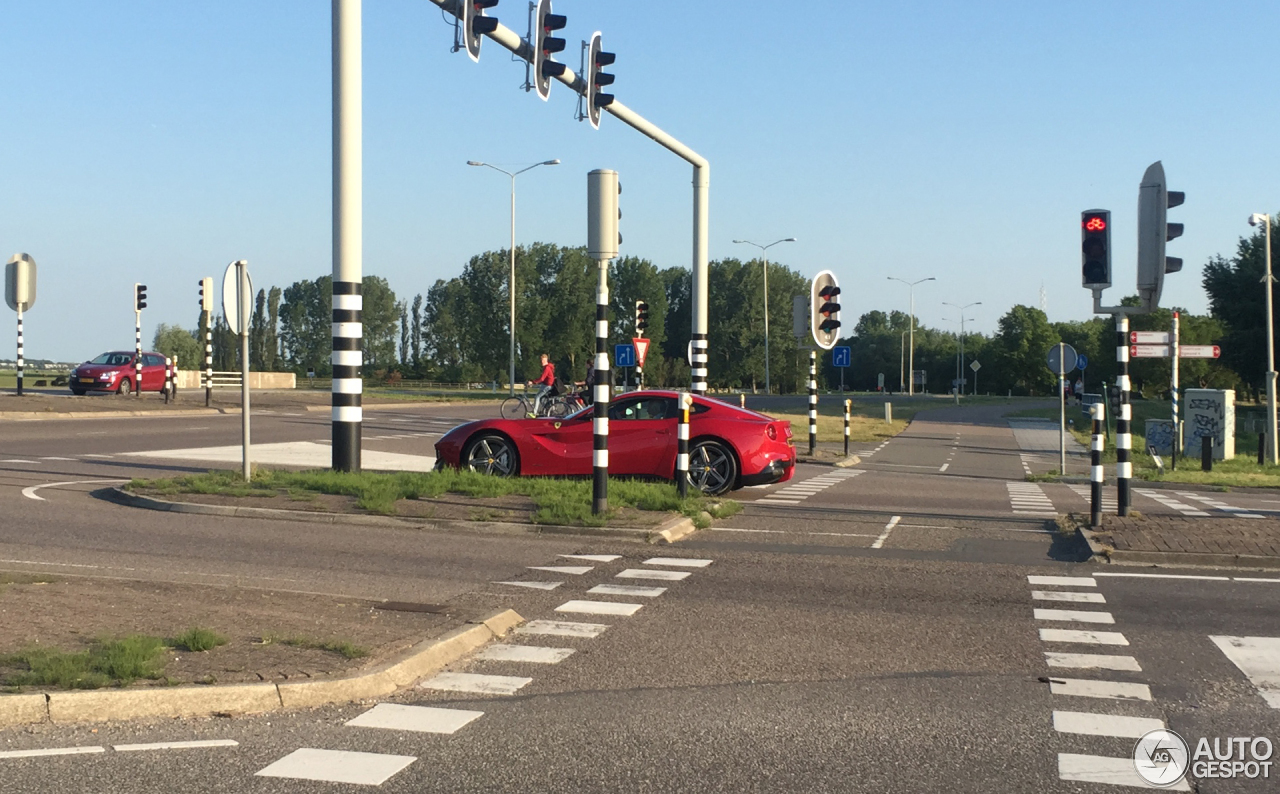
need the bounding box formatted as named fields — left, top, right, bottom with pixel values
left=260, top=634, right=368, bottom=659
left=1, top=635, right=167, bottom=689
left=129, top=467, right=736, bottom=526
left=169, top=627, right=228, bottom=653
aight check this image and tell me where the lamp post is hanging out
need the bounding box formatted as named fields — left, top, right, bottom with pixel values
left=943, top=301, right=981, bottom=399
left=899, top=331, right=908, bottom=393
left=888, top=276, right=936, bottom=396
left=732, top=237, right=796, bottom=394
left=468, top=159, right=560, bottom=396
left=1250, top=213, right=1276, bottom=464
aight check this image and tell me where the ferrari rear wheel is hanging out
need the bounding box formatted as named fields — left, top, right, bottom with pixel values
left=687, top=439, right=737, bottom=496
left=464, top=433, right=520, bottom=477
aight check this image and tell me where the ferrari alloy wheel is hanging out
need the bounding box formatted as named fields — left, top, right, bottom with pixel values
left=464, top=434, right=519, bottom=477
left=687, top=439, right=737, bottom=496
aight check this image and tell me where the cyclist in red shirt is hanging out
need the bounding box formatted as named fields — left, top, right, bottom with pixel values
left=526, top=353, right=556, bottom=417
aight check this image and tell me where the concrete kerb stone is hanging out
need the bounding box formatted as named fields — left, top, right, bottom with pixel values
left=1077, top=526, right=1280, bottom=571
left=2, top=609, right=523, bottom=727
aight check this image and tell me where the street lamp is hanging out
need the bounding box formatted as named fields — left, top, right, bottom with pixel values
left=732, top=237, right=796, bottom=394
left=1250, top=212, right=1276, bottom=464
left=468, top=158, right=561, bottom=396
left=888, top=276, right=936, bottom=396
left=943, top=301, right=981, bottom=398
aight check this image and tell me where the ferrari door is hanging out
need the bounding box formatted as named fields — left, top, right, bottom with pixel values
left=606, top=396, right=676, bottom=476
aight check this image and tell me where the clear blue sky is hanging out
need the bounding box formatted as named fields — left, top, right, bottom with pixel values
left=2, top=1, right=1276, bottom=361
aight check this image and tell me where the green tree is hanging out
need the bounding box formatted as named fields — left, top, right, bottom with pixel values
left=1203, top=223, right=1278, bottom=399
left=410, top=293, right=423, bottom=370
left=279, top=276, right=332, bottom=375
left=265, top=286, right=282, bottom=371
left=152, top=324, right=201, bottom=370
left=993, top=305, right=1060, bottom=395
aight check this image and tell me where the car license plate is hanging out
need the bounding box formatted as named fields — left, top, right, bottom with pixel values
left=79, top=378, right=95, bottom=384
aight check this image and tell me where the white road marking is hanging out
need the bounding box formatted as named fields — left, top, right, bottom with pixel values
left=475, top=644, right=575, bottom=664
left=1058, top=753, right=1190, bottom=790
left=345, top=703, right=485, bottom=734
left=1236, top=577, right=1280, bottom=583
left=1049, top=678, right=1152, bottom=701
left=255, top=748, right=416, bottom=785
left=21, top=478, right=130, bottom=501
left=643, top=557, right=712, bottom=568
left=527, top=566, right=593, bottom=575
left=588, top=584, right=666, bottom=597
left=756, top=499, right=803, bottom=505
left=80, top=454, right=114, bottom=459
left=1209, top=635, right=1280, bottom=708
left=1052, top=711, right=1164, bottom=739
left=516, top=620, right=609, bottom=638
left=0, top=459, right=35, bottom=463
left=1034, top=608, right=1115, bottom=624
left=1093, top=572, right=1230, bottom=581
left=938, top=463, right=949, bottom=472
left=1044, top=652, right=1141, bottom=671
left=1027, top=576, right=1095, bottom=587
left=493, top=581, right=562, bottom=590
left=1132, top=487, right=1210, bottom=516
left=708, top=527, right=785, bottom=534
left=124, top=440, right=435, bottom=472
left=418, top=672, right=532, bottom=695
left=555, top=600, right=643, bottom=617
left=1032, top=590, right=1106, bottom=603
left=113, top=740, right=239, bottom=752
left=1039, top=629, right=1129, bottom=646
left=1176, top=491, right=1263, bottom=517
left=0, top=746, right=105, bottom=759
left=617, top=569, right=689, bottom=581
left=39, top=456, right=76, bottom=461
left=871, top=516, right=900, bottom=549
left=559, top=554, right=621, bottom=562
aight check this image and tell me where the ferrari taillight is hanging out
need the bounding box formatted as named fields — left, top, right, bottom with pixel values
left=767, top=425, right=777, bottom=441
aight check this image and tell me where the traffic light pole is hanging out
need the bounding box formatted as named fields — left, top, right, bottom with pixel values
left=432, top=0, right=710, bottom=394
left=134, top=309, right=142, bottom=399
left=1115, top=315, right=1132, bottom=516
left=592, top=261, right=610, bottom=515
left=14, top=307, right=22, bottom=397
left=204, top=308, right=213, bottom=408
left=331, top=0, right=363, bottom=472
left=808, top=351, right=817, bottom=455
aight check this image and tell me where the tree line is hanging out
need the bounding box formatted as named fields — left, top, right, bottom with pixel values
left=149, top=223, right=1276, bottom=397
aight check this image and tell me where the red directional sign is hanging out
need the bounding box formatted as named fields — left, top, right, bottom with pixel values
left=1131, top=344, right=1169, bottom=358
left=1179, top=345, right=1220, bottom=359
left=1130, top=331, right=1170, bottom=344
left=632, top=337, right=650, bottom=367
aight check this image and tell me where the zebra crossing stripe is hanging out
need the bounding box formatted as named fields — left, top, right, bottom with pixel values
left=475, top=645, right=575, bottom=664
left=1027, top=576, right=1095, bottom=587
left=1053, top=711, right=1165, bottom=738
left=1034, top=608, right=1115, bottom=624
left=555, top=600, right=643, bottom=617
left=1038, top=629, right=1128, bottom=646
left=1048, top=677, right=1152, bottom=701
left=417, top=672, right=532, bottom=695
left=1058, top=753, right=1190, bottom=790
left=345, top=704, right=484, bottom=734
left=1032, top=590, right=1106, bottom=603
left=1044, top=652, right=1141, bottom=671
left=516, top=620, right=609, bottom=638
left=255, top=748, right=416, bottom=786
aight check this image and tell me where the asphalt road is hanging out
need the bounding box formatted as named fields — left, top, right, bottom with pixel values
left=1, top=397, right=1278, bottom=792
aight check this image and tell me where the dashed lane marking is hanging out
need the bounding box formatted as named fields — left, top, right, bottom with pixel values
left=418, top=672, right=533, bottom=695
left=871, top=516, right=900, bottom=549
left=1048, top=678, right=1152, bottom=701
left=475, top=645, right=575, bottom=664
left=560, top=554, right=621, bottom=562
left=1044, top=652, right=1141, bottom=671
left=21, top=478, right=130, bottom=501
left=493, top=581, right=562, bottom=590
left=113, top=740, right=239, bottom=752
left=1093, top=572, right=1230, bottom=582
left=555, top=600, right=643, bottom=617
left=1176, top=490, right=1263, bottom=518
left=616, top=569, right=689, bottom=581
left=1039, top=629, right=1128, bottom=646
left=1032, top=590, right=1106, bottom=603
left=1131, top=487, right=1210, bottom=516
left=588, top=584, right=666, bottom=597
left=515, top=620, right=609, bottom=638
left=1027, top=575, right=1096, bottom=587
left=643, top=557, right=712, bottom=568
left=345, top=704, right=485, bottom=734
left=255, top=748, right=416, bottom=786
left=0, top=746, right=105, bottom=759
left=1052, top=711, right=1165, bottom=739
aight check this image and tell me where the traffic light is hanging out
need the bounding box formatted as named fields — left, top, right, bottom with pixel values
left=533, top=0, right=567, bottom=101
left=134, top=283, right=148, bottom=312
left=635, top=300, right=649, bottom=335
left=587, top=169, right=621, bottom=260
left=1137, top=160, right=1184, bottom=311
left=584, top=31, right=615, bottom=129
left=461, top=0, right=499, bottom=62
left=1081, top=209, right=1111, bottom=289
left=811, top=270, right=841, bottom=350
left=199, top=277, right=213, bottom=313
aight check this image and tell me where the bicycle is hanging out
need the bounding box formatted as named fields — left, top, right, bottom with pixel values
left=500, top=388, right=584, bottom=419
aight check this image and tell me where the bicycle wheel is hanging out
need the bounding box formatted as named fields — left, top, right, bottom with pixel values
left=500, top=396, right=528, bottom=420
left=547, top=397, right=571, bottom=418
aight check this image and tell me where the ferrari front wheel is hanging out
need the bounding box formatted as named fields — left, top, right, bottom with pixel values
left=464, top=433, right=520, bottom=477
left=686, top=439, right=737, bottom=496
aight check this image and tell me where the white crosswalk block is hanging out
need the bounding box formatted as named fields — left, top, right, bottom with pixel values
left=1007, top=482, right=1056, bottom=515
left=528, top=565, right=593, bottom=575
left=617, top=569, right=690, bottom=581
left=1034, top=608, right=1115, bottom=624
left=1039, top=629, right=1129, bottom=646
left=1027, top=575, right=1096, bottom=587
left=559, top=554, right=621, bottom=562
left=345, top=704, right=484, bottom=734
left=493, top=580, right=562, bottom=590
left=1058, top=753, right=1190, bottom=790
left=1032, top=590, right=1106, bottom=603
left=255, top=748, right=417, bottom=786
left=555, top=600, right=643, bottom=617
left=475, top=644, right=575, bottom=664
left=1048, top=678, right=1152, bottom=701
left=643, top=557, right=712, bottom=568
left=418, top=672, right=532, bottom=695
left=516, top=620, right=609, bottom=638
left=1133, top=487, right=1210, bottom=517
left=1045, top=652, right=1141, bottom=671
left=588, top=584, right=666, bottom=597
left=1176, top=491, right=1262, bottom=518
left=1210, top=635, right=1280, bottom=708
left=1053, top=711, right=1165, bottom=739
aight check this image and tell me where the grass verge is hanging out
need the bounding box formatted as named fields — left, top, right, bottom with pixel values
left=128, top=467, right=736, bottom=527
left=259, top=634, right=368, bottom=659
left=1, top=635, right=167, bottom=689
left=170, top=627, right=228, bottom=653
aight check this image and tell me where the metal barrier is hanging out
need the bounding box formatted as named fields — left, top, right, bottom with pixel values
left=204, top=371, right=243, bottom=388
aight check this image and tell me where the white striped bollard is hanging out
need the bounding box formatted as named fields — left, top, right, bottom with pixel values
left=592, top=276, right=610, bottom=515
left=331, top=280, right=363, bottom=472
left=677, top=392, right=692, bottom=498
left=844, top=398, right=851, bottom=457
left=15, top=309, right=23, bottom=396
left=808, top=350, right=817, bottom=455
left=740, top=393, right=744, bottom=409
left=134, top=316, right=142, bottom=398
left=1090, top=401, right=1105, bottom=528
left=163, top=357, right=172, bottom=404
left=204, top=311, right=213, bottom=407
left=1115, top=315, right=1131, bottom=516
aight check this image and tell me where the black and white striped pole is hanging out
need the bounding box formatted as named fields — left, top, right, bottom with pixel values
left=133, top=282, right=145, bottom=399
left=1116, top=315, right=1131, bottom=515
left=199, top=276, right=213, bottom=407
left=331, top=0, right=363, bottom=472
left=808, top=351, right=818, bottom=455
left=164, top=356, right=172, bottom=404
left=1090, top=401, right=1105, bottom=528
left=844, top=398, right=851, bottom=457
left=5, top=254, right=36, bottom=397
left=677, top=392, right=691, bottom=498
left=588, top=168, right=620, bottom=515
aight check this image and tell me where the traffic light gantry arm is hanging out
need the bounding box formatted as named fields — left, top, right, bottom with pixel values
left=430, top=0, right=706, bottom=168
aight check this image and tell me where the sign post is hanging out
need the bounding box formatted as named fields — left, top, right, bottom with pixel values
left=223, top=259, right=253, bottom=482
left=1048, top=343, right=1079, bottom=476
left=632, top=337, right=649, bottom=390
left=970, top=359, right=981, bottom=395
left=5, top=254, right=36, bottom=396
left=833, top=345, right=850, bottom=393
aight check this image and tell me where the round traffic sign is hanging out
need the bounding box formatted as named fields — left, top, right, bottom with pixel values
left=1076, top=354, right=1089, bottom=370
left=1046, top=343, right=1078, bottom=375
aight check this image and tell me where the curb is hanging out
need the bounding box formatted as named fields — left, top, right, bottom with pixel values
left=0, top=408, right=228, bottom=422
left=1077, top=526, right=1280, bottom=571
left=0, top=609, right=523, bottom=728
left=102, top=488, right=684, bottom=543
left=794, top=454, right=862, bottom=468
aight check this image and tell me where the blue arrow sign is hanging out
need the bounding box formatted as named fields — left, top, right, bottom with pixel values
left=614, top=343, right=636, bottom=368
left=832, top=346, right=851, bottom=368
left=1076, top=354, right=1089, bottom=370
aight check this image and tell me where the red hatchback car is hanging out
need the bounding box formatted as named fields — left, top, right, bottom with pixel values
left=69, top=351, right=171, bottom=396
left=434, top=390, right=796, bottom=495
